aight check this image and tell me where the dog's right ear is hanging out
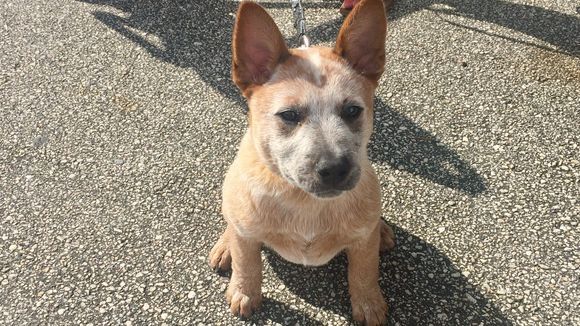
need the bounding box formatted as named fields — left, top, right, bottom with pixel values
left=232, top=1, right=289, bottom=97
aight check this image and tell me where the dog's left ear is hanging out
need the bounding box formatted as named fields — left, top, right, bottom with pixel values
left=232, top=1, right=289, bottom=97
left=334, top=0, right=387, bottom=84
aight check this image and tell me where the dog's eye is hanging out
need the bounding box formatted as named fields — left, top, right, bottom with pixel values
left=277, top=110, right=301, bottom=123
left=342, top=105, right=363, bottom=120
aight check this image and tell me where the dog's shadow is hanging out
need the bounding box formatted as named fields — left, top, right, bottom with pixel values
left=370, top=98, right=487, bottom=196
left=261, top=225, right=512, bottom=325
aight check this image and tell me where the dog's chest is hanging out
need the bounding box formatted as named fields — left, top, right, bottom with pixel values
left=266, top=231, right=345, bottom=266
left=259, top=205, right=355, bottom=266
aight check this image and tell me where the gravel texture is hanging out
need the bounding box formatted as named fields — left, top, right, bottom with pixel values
left=1, top=0, right=579, bottom=325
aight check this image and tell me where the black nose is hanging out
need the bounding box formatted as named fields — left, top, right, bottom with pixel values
left=316, top=156, right=352, bottom=188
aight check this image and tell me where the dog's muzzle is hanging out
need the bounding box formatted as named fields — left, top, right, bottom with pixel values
left=311, top=156, right=360, bottom=197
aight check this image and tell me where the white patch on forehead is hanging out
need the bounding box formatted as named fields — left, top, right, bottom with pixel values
left=304, top=50, right=323, bottom=87
left=307, top=50, right=322, bottom=69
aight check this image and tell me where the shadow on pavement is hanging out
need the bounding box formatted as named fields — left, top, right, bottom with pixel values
left=370, top=98, right=486, bottom=196
left=425, top=0, right=580, bottom=58
left=303, top=0, right=580, bottom=57
left=267, top=224, right=513, bottom=325
left=79, top=0, right=244, bottom=105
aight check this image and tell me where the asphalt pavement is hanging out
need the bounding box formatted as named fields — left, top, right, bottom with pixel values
left=1, top=0, right=579, bottom=325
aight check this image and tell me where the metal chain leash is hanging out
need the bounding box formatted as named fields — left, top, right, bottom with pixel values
left=291, top=0, right=310, bottom=47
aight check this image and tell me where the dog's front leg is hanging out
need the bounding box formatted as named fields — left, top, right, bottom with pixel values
left=347, top=223, right=387, bottom=325
left=226, top=230, right=263, bottom=317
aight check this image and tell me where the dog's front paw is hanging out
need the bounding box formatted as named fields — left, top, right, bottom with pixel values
left=351, top=289, right=388, bottom=325
left=226, top=278, right=262, bottom=317
left=379, top=220, right=395, bottom=252
left=209, top=234, right=232, bottom=271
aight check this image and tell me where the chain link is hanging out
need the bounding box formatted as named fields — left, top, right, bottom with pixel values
left=291, top=0, right=310, bottom=47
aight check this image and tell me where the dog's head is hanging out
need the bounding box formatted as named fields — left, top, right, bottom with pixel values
left=232, top=0, right=387, bottom=198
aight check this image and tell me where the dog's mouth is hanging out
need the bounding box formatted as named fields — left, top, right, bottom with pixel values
left=311, top=189, right=344, bottom=198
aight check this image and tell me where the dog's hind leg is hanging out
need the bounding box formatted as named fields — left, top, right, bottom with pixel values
left=209, top=224, right=233, bottom=271
left=379, top=220, right=396, bottom=252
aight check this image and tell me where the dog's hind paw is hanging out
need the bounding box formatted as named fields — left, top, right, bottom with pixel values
left=209, top=234, right=232, bottom=272
left=379, top=220, right=395, bottom=252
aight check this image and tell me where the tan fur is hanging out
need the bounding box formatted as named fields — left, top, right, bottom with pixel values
left=209, top=0, right=393, bottom=324
left=223, top=132, right=381, bottom=265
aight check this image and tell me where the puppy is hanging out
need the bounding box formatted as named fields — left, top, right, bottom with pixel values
left=209, top=0, right=394, bottom=324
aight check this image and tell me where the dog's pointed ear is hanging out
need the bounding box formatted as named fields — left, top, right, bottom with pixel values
left=334, top=0, right=387, bottom=83
left=232, top=1, right=289, bottom=96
